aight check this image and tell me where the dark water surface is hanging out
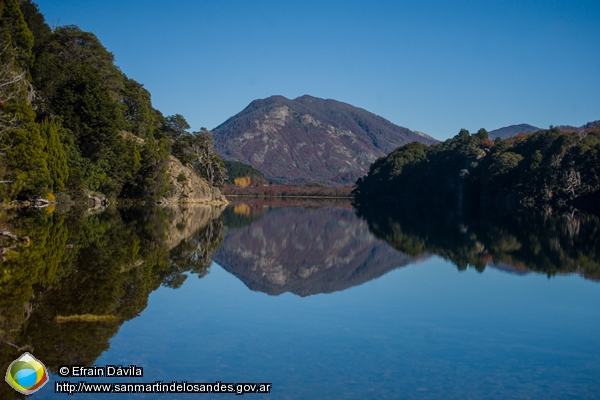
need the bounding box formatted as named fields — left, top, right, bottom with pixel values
left=1, top=201, right=599, bottom=399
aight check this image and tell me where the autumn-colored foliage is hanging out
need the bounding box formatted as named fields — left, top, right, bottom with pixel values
left=233, top=203, right=251, bottom=216
left=481, top=138, right=495, bottom=148
left=233, top=176, right=251, bottom=187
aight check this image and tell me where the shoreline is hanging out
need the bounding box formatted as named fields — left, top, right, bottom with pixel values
left=224, top=194, right=352, bottom=199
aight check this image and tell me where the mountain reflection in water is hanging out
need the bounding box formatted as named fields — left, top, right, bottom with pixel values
left=1, top=200, right=599, bottom=399
left=215, top=203, right=426, bottom=296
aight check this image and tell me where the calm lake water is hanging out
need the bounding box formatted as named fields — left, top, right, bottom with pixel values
left=2, top=200, right=600, bottom=399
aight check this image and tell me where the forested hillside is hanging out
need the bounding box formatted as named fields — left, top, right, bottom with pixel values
left=353, top=127, right=600, bottom=211
left=223, top=161, right=266, bottom=186
left=0, top=0, right=225, bottom=202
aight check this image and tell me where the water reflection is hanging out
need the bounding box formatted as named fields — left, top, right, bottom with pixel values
left=355, top=204, right=600, bottom=281
left=215, top=202, right=427, bottom=296
left=0, top=205, right=225, bottom=399
left=1, top=200, right=599, bottom=398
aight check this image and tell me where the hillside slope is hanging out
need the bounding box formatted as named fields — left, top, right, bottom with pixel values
left=488, top=124, right=541, bottom=140
left=213, top=95, right=437, bottom=186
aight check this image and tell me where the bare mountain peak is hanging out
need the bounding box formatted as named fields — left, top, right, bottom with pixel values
left=265, top=104, right=290, bottom=120
left=412, top=130, right=436, bottom=140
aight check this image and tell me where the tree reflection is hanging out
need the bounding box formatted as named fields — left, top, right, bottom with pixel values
left=355, top=204, right=600, bottom=280
left=0, top=205, right=225, bottom=398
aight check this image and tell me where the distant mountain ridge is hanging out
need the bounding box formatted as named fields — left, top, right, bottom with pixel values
left=557, top=120, right=600, bottom=133
left=212, top=95, right=437, bottom=186
left=489, top=120, right=600, bottom=140
left=488, top=124, right=541, bottom=140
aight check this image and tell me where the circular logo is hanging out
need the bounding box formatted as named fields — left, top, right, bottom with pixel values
left=5, top=352, right=49, bottom=395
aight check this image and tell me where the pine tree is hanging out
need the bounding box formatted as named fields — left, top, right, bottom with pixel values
left=40, top=119, right=69, bottom=192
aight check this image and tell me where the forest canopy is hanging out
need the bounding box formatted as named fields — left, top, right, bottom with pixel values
left=353, top=127, right=600, bottom=211
left=223, top=161, right=266, bottom=186
left=0, top=0, right=225, bottom=201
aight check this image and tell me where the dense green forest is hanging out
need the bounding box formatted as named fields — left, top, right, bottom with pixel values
left=353, top=127, right=600, bottom=211
left=0, top=0, right=225, bottom=202
left=223, top=161, right=266, bottom=185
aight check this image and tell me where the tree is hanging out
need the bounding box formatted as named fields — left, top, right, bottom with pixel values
left=171, top=127, right=227, bottom=187
left=0, top=0, right=33, bottom=139
left=233, top=176, right=251, bottom=187
left=31, top=25, right=124, bottom=118
left=189, top=128, right=227, bottom=187
left=53, top=63, right=122, bottom=161
left=121, top=137, right=171, bottom=199
left=475, top=128, right=488, bottom=140
left=18, top=0, right=52, bottom=51
left=164, top=114, right=190, bottom=138
left=121, top=78, right=155, bottom=139
left=0, top=0, right=51, bottom=198
left=457, top=128, right=470, bottom=140
left=0, top=44, right=27, bottom=133
left=40, top=119, right=68, bottom=192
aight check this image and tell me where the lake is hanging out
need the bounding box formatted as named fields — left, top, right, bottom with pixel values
left=1, top=200, right=599, bottom=399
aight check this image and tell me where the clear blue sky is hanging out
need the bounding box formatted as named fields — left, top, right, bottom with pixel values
left=35, top=0, right=600, bottom=140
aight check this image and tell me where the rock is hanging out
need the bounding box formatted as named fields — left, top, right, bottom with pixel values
left=88, top=196, right=110, bottom=210
left=162, top=204, right=226, bottom=250
left=163, top=156, right=228, bottom=205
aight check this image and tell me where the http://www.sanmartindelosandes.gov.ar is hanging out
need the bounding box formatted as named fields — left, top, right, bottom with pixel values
left=5, top=352, right=49, bottom=395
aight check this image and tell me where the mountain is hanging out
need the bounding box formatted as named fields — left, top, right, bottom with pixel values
left=557, top=119, right=600, bottom=133
left=214, top=206, right=428, bottom=296
left=212, top=95, right=438, bottom=186
left=488, top=124, right=541, bottom=140
left=488, top=120, right=600, bottom=140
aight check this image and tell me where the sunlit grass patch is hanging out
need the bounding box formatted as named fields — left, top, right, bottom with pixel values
left=55, top=314, right=116, bottom=323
